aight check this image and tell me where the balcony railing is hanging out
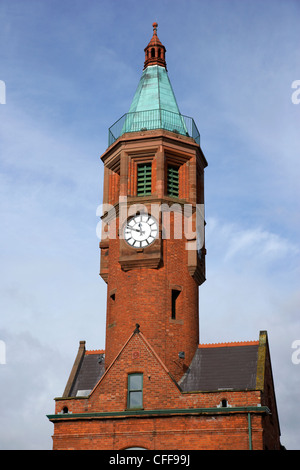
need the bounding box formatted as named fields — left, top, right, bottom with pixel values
left=108, top=109, right=200, bottom=146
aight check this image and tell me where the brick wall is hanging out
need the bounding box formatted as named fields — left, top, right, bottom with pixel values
left=50, top=332, right=281, bottom=450
left=51, top=413, right=266, bottom=450
left=104, top=215, right=199, bottom=381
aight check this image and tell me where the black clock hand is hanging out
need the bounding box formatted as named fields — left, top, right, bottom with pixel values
left=126, top=225, right=145, bottom=234
left=138, top=223, right=145, bottom=235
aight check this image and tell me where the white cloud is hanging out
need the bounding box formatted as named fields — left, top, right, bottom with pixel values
left=205, top=217, right=299, bottom=272
left=224, top=224, right=298, bottom=263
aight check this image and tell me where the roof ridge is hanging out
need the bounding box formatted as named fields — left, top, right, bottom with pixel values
left=198, top=340, right=259, bottom=348
left=85, top=349, right=105, bottom=355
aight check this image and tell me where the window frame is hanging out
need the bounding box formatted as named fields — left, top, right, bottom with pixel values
left=127, top=373, right=144, bottom=410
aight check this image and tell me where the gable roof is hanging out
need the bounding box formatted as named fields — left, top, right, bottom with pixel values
left=62, top=325, right=180, bottom=399
left=69, top=351, right=105, bottom=397
left=62, top=331, right=271, bottom=398
left=179, top=341, right=259, bottom=392
left=62, top=342, right=105, bottom=398
left=88, top=324, right=182, bottom=399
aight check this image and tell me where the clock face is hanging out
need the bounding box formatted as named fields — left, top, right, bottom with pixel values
left=124, top=214, right=158, bottom=248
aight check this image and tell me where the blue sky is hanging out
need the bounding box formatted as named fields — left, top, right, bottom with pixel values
left=0, top=0, right=299, bottom=449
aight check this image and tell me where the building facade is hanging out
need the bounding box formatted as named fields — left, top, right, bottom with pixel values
left=48, top=23, right=282, bottom=450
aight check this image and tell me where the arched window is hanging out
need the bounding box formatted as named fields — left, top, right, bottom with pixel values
left=125, top=447, right=147, bottom=450
left=151, top=48, right=155, bottom=58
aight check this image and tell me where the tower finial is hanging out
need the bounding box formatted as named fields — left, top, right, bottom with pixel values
left=144, top=22, right=167, bottom=70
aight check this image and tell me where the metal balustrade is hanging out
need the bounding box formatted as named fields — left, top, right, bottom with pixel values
left=108, top=109, right=200, bottom=146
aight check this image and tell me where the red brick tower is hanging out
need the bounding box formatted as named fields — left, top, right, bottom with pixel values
left=99, top=23, right=207, bottom=381
left=48, top=24, right=282, bottom=451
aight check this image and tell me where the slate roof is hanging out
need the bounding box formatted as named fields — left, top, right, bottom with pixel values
left=64, top=340, right=260, bottom=398
left=68, top=350, right=105, bottom=397
left=179, top=342, right=259, bottom=392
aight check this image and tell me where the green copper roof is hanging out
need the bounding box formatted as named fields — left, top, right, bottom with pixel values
left=108, top=23, right=200, bottom=146
left=122, top=65, right=188, bottom=136
left=128, top=65, right=181, bottom=115
left=108, top=65, right=200, bottom=146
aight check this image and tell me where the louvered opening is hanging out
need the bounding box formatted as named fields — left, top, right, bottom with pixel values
left=137, top=163, right=152, bottom=196
left=167, top=165, right=179, bottom=197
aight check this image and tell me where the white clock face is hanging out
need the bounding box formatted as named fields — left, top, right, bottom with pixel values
left=124, top=214, right=158, bottom=248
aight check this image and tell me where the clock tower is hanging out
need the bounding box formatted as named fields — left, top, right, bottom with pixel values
left=48, top=23, right=282, bottom=451
left=99, top=22, right=207, bottom=381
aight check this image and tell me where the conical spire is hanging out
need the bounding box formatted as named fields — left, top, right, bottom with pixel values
left=144, top=22, right=167, bottom=70
left=120, top=23, right=188, bottom=138
left=108, top=22, right=200, bottom=145
left=127, top=22, right=179, bottom=116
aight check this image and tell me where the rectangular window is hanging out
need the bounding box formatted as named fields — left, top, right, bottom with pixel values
left=171, top=289, right=181, bottom=319
left=137, top=163, right=152, bottom=196
left=167, top=165, right=179, bottom=197
left=127, top=373, right=143, bottom=409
